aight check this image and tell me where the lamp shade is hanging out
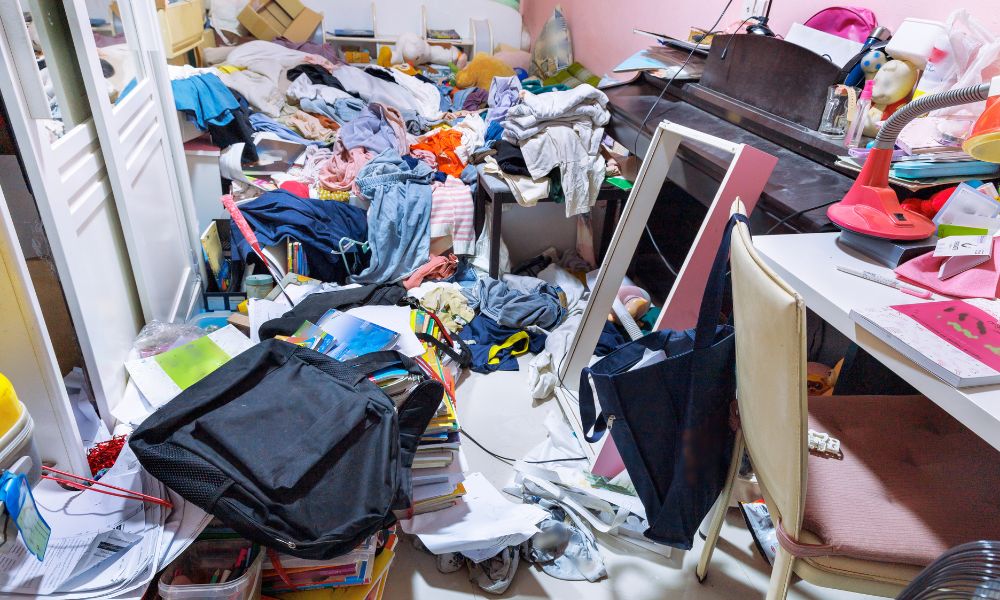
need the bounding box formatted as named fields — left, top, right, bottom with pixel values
left=964, top=95, right=1000, bottom=162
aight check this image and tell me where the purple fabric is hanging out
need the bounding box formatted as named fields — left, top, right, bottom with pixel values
left=462, top=87, right=489, bottom=111
left=273, top=37, right=344, bottom=65
left=486, top=76, right=522, bottom=124
left=339, top=104, right=405, bottom=155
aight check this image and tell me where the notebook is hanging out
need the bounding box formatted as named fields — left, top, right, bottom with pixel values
left=850, top=299, right=1000, bottom=387
left=315, top=309, right=400, bottom=361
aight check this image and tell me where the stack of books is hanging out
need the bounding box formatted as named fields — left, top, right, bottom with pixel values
left=261, top=529, right=398, bottom=598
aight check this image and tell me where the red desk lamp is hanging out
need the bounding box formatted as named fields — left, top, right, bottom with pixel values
left=828, top=78, right=1000, bottom=240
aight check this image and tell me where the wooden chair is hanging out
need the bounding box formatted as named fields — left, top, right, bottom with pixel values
left=696, top=202, right=1000, bottom=599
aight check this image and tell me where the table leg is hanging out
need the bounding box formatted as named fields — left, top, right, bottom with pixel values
left=490, top=199, right=502, bottom=278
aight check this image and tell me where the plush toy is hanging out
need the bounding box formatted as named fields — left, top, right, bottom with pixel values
left=455, top=52, right=515, bottom=89
left=864, top=59, right=919, bottom=136
left=872, top=59, right=918, bottom=106
left=391, top=32, right=466, bottom=67
left=492, top=43, right=531, bottom=72
left=860, top=48, right=887, bottom=80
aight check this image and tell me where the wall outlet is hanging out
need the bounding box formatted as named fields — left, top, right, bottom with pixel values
left=741, top=0, right=771, bottom=20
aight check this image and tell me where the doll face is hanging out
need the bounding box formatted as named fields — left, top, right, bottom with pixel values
left=872, top=59, right=919, bottom=105
left=861, top=49, right=887, bottom=78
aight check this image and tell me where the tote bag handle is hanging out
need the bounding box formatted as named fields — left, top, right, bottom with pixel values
left=579, top=213, right=749, bottom=443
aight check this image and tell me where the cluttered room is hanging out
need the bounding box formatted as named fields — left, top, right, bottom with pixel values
left=1, top=0, right=1000, bottom=598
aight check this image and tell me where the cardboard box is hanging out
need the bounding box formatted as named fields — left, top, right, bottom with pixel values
left=238, top=0, right=322, bottom=44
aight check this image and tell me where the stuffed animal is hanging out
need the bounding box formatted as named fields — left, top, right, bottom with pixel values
left=391, top=32, right=466, bottom=67
left=492, top=43, right=531, bottom=72
left=872, top=59, right=918, bottom=106
left=864, top=59, right=919, bottom=136
left=455, top=52, right=515, bottom=89
left=860, top=48, right=887, bottom=80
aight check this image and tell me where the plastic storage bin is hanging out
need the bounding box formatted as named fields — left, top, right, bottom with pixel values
left=885, top=18, right=948, bottom=68
left=0, top=374, right=41, bottom=485
left=159, top=539, right=263, bottom=600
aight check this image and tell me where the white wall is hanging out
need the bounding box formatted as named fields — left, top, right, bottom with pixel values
left=301, top=0, right=526, bottom=50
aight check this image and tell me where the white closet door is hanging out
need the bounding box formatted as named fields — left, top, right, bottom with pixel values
left=0, top=0, right=143, bottom=425
left=0, top=186, right=88, bottom=474
left=64, top=0, right=204, bottom=324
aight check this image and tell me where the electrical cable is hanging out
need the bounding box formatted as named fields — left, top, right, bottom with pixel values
left=631, top=0, right=735, bottom=154
left=459, top=428, right=588, bottom=466
left=644, top=224, right=678, bottom=276
left=764, top=199, right=839, bottom=235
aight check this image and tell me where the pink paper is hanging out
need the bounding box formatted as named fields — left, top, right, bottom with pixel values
left=894, top=300, right=1000, bottom=371
left=591, top=436, right=626, bottom=478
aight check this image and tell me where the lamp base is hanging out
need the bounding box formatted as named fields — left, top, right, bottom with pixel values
left=828, top=186, right=936, bottom=241
left=827, top=147, right=936, bottom=241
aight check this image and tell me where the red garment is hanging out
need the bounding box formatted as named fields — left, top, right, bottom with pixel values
left=410, top=129, right=465, bottom=178
left=279, top=180, right=310, bottom=197
left=403, top=254, right=459, bottom=290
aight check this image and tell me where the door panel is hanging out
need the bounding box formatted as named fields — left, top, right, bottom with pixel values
left=0, top=0, right=143, bottom=425
left=65, top=0, right=203, bottom=325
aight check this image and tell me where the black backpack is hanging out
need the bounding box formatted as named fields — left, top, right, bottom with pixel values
left=130, top=340, right=442, bottom=559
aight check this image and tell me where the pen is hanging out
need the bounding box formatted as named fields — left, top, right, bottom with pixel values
left=836, top=265, right=933, bottom=299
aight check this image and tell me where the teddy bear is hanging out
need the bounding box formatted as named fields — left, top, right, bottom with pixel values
left=386, top=32, right=466, bottom=67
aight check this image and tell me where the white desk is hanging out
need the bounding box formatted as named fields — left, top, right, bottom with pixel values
left=755, top=232, right=1000, bottom=452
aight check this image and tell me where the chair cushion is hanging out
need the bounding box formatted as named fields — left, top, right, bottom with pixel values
left=803, top=394, right=1000, bottom=567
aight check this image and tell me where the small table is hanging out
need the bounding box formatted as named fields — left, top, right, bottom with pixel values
left=754, top=232, right=1000, bottom=451
left=475, top=165, right=631, bottom=278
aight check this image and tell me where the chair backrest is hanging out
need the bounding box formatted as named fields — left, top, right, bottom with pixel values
left=729, top=201, right=809, bottom=537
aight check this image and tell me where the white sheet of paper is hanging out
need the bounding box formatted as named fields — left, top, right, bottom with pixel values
left=345, top=305, right=426, bottom=357
left=248, top=298, right=290, bottom=344
left=934, top=235, right=993, bottom=257
left=399, top=472, right=546, bottom=554
left=124, top=326, right=253, bottom=408
left=785, top=23, right=864, bottom=68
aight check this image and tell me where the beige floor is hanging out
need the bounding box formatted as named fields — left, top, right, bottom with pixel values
left=385, top=358, right=881, bottom=600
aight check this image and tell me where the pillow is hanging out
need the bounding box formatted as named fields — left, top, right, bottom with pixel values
left=531, top=6, right=573, bottom=79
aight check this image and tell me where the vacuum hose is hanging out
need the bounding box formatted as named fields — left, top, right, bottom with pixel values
left=874, top=83, right=991, bottom=149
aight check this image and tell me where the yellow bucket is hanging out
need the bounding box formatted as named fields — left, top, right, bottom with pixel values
left=0, top=373, right=25, bottom=439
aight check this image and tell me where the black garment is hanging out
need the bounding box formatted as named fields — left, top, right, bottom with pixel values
left=364, top=66, right=399, bottom=84
left=287, top=64, right=356, bottom=98
left=130, top=341, right=442, bottom=559
left=495, top=140, right=531, bottom=177
left=258, top=283, right=407, bottom=340
left=207, top=90, right=258, bottom=163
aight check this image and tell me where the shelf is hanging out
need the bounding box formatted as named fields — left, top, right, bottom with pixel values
left=325, top=35, right=398, bottom=43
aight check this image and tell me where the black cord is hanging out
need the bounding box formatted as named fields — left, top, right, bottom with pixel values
left=644, top=224, right=678, bottom=277
left=764, top=200, right=838, bottom=235
left=719, top=17, right=758, bottom=59
left=459, top=428, right=588, bottom=465
left=632, top=0, right=735, bottom=153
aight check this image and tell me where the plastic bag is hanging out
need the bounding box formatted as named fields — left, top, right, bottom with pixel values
left=208, top=0, right=243, bottom=46
left=133, top=320, right=204, bottom=358
left=932, top=9, right=1000, bottom=129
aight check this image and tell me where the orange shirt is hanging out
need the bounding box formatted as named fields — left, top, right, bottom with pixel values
left=410, top=129, right=465, bottom=178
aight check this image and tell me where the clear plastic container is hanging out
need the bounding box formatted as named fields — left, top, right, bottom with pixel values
left=913, top=37, right=958, bottom=100
left=159, top=539, right=263, bottom=600
left=845, top=81, right=875, bottom=149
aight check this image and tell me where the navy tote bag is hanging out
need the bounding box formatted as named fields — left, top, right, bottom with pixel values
left=578, top=215, right=744, bottom=549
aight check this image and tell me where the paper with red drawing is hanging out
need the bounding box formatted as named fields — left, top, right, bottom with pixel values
left=851, top=299, right=1000, bottom=388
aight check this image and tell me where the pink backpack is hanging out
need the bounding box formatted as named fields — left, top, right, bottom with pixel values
left=804, top=6, right=878, bottom=43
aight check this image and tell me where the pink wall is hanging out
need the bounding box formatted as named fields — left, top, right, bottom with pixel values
left=522, top=1, right=1000, bottom=77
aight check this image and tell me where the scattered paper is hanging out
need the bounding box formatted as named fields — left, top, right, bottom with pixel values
left=785, top=23, right=863, bottom=68
left=399, top=472, right=546, bottom=555
left=125, top=325, right=252, bottom=407
left=248, top=298, right=289, bottom=344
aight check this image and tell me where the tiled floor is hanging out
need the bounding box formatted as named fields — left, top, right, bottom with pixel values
left=385, top=359, right=881, bottom=600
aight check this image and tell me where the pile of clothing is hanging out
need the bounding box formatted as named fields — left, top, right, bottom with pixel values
left=169, top=40, right=613, bottom=297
